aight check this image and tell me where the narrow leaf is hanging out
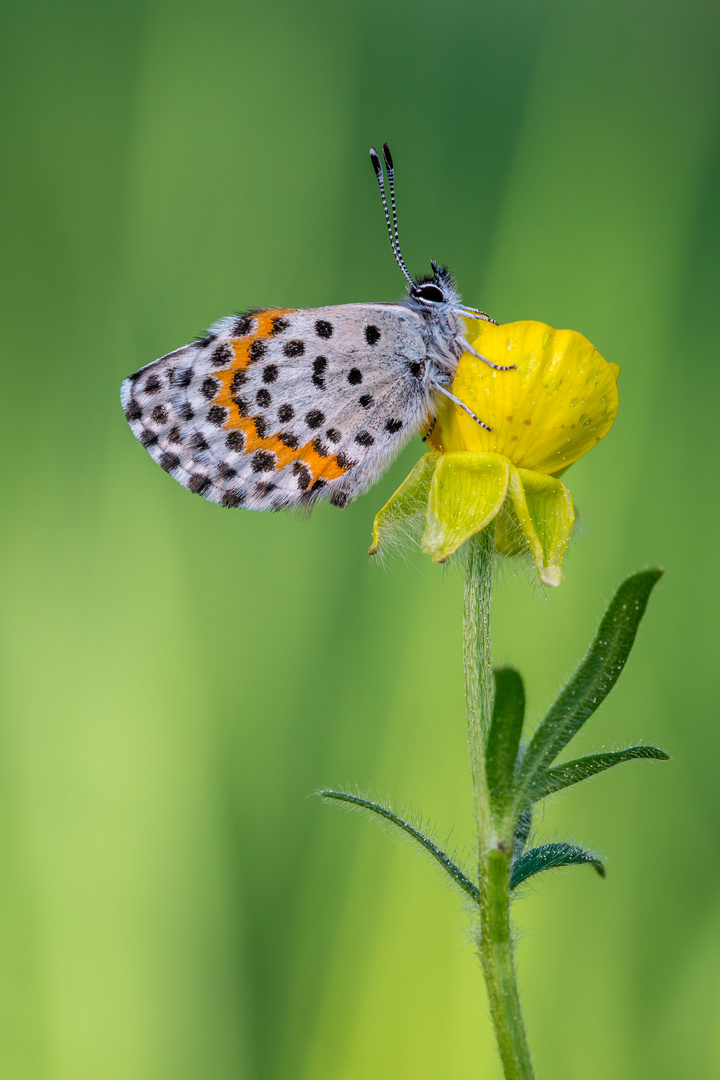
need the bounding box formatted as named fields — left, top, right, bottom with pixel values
left=526, top=745, right=670, bottom=804
left=510, top=842, right=605, bottom=889
left=516, top=569, right=663, bottom=803
left=512, top=806, right=533, bottom=862
left=319, top=790, right=480, bottom=904
left=486, top=668, right=525, bottom=808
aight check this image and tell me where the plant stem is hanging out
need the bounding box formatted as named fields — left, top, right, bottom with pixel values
left=464, top=528, right=535, bottom=1080
left=463, top=525, right=496, bottom=830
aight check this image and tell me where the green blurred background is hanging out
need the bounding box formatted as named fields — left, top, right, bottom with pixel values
left=1, top=0, right=719, bottom=1076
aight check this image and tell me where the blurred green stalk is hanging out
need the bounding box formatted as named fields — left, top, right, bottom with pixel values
left=464, top=529, right=535, bottom=1080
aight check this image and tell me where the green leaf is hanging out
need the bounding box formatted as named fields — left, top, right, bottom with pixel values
left=510, top=842, right=606, bottom=890
left=512, top=806, right=533, bottom=861
left=526, top=745, right=670, bottom=804
left=515, top=569, right=663, bottom=805
left=318, top=789, right=480, bottom=904
left=486, top=668, right=525, bottom=809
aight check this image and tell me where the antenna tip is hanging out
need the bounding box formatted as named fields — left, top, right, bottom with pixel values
left=369, top=147, right=383, bottom=177
left=382, top=142, right=394, bottom=169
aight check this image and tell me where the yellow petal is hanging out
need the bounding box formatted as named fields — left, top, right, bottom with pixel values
left=429, top=321, right=619, bottom=474
left=506, top=466, right=575, bottom=586
left=421, top=452, right=509, bottom=562
left=369, top=452, right=438, bottom=555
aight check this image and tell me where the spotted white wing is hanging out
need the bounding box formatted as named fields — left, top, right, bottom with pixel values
left=121, top=304, right=435, bottom=510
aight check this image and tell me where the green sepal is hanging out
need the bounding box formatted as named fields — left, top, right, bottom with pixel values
left=369, top=452, right=438, bottom=556
left=486, top=668, right=525, bottom=810
left=515, top=569, right=663, bottom=804
left=318, top=789, right=480, bottom=904
left=524, top=745, right=670, bottom=805
left=510, top=842, right=606, bottom=890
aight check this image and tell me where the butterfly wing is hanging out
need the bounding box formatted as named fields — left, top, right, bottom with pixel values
left=121, top=304, right=432, bottom=509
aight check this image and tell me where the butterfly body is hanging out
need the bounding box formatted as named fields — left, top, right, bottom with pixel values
left=121, top=143, right=507, bottom=511
left=121, top=291, right=468, bottom=510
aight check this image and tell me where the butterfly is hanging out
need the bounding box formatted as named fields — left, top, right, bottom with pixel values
left=120, top=143, right=512, bottom=511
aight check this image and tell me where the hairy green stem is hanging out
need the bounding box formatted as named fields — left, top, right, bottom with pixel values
left=464, top=528, right=535, bottom=1080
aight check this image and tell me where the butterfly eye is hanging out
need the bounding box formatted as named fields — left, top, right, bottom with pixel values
left=416, top=283, right=445, bottom=303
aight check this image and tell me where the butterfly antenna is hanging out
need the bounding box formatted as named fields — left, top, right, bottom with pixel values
left=370, top=145, right=414, bottom=289
left=382, top=143, right=414, bottom=285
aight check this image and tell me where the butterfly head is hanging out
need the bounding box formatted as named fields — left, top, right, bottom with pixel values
left=409, top=261, right=461, bottom=309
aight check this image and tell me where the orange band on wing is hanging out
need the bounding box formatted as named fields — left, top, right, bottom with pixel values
left=210, top=309, right=350, bottom=489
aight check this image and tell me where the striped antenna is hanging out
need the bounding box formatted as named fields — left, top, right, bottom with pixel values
left=369, top=145, right=414, bottom=288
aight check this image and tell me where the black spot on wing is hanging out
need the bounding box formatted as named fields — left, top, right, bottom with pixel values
left=188, top=474, right=211, bottom=495
left=252, top=450, right=276, bottom=473
left=226, top=430, right=245, bottom=453
left=283, top=340, right=305, bottom=358
left=211, top=343, right=233, bottom=367
left=225, top=429, right=245, bottom=451
left=305, top=409, right=324, bottom=429
left=231, top=316, right=253, bottom=337
left=160, top=452, right=180, bottom=473
left=311, top=437, right=329, bottom=457
left=206, top=405, right=228, bottom=427
left=293, top=461, right=312, bottom=490
left=174, top=368, right=194, bottom=388
left=189, top=433, right=209, bottom=453
left=335, top=451, right=356, bottom=469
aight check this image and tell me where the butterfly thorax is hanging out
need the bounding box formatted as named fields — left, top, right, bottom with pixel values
left=400, top=295, right=466, bottom=384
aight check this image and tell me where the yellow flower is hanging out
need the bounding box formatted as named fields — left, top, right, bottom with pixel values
left=370, top=320, right=619, bottom=585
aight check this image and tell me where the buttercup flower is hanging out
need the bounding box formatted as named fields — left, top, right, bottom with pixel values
left=370, top=321, right=619, bottom=585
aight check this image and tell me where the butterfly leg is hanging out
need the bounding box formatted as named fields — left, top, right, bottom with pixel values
left=457, top=338, right=516, bottom=371
left=421, top=416, right=437, bottom=442
left=434, top=383, right=492, bottom=432
left=456, top=306, right=498, bottom=325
